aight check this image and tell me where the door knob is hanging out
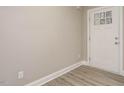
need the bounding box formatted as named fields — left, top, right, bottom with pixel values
left=115, top=42, right=119, bottom=45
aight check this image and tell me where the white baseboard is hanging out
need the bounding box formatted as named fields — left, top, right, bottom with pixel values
left=25, top=60, right=124, bottom=86
left=81, top=61, right=89, bottom=65
left=25, top=61, right=85, bottom=86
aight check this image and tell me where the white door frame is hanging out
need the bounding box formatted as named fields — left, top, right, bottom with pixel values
left=87, top=6, right=124, bottom=75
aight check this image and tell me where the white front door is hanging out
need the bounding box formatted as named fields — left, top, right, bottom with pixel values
left=89, top=7, right=121, bottom=73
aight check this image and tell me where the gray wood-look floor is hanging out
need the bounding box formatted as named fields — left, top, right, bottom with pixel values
left=43, top=65, right=124, bottom=86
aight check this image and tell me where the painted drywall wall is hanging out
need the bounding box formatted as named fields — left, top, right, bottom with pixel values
left=123, top=7, right=124, bottom=70
left=0, top=6, right=82, bottom=85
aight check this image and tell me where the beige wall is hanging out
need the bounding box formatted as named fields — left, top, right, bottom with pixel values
left=1, top=6, right=123, bottom=86
left=123, top=7, right=124, bottom=70
left=0, top=6, right=82, bottom=85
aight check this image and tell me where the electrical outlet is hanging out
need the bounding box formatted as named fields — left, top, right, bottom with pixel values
left=18, top=71, right=24, bottom=79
